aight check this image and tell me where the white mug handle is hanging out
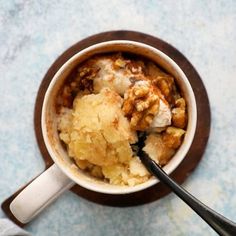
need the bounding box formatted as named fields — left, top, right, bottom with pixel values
left=9, top=163, right=75, bottom=224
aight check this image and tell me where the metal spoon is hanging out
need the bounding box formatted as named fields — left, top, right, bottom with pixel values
left=136, top=134, right=236, bottom=236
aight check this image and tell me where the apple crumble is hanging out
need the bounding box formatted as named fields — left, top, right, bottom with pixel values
left=56, top=53, right=187, bottom=186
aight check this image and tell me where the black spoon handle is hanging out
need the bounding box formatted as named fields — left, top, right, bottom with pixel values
left=139, top=151, right=236, bottom=236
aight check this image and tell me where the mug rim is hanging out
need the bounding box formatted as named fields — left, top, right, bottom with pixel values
left=41, top=40, right=197, bottom=194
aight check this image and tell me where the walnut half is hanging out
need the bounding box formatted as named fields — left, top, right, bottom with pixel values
left=146, top=62, right=180, bottom=105
left=122, top=81, right=160, bottom=131
left=172, top=98, right=187, bottom=128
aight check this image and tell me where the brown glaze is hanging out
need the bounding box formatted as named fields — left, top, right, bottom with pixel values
left=1, top=30, right=211, bottom=227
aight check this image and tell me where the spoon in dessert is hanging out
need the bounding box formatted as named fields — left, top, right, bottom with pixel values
left=135, top=133, right=236, bottom=236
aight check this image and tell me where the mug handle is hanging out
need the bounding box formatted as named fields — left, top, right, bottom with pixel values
left=9, top=163, right=74, bottom=224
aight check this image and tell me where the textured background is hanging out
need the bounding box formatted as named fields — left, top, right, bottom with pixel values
left=0, top=0, right=236, bottom=235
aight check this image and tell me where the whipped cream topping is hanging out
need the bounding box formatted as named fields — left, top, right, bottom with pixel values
left=151, top=99, right=171, bottom=128
left=93, top=58, right=132, bottom=95
left=134, top=80, right=149, bottom=87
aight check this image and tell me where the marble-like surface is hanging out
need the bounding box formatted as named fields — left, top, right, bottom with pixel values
left=0, top=0, right=236, bottom=235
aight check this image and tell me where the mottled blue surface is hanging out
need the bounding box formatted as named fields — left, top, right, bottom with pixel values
left=0, top=1, right=236, bottom=235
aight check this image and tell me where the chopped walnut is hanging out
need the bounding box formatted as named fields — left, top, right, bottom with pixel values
left=114, top=58, right=127, bottom=69
left=146, top=62, right=180, bottom=105
left=76, top=65, right=100, bottom=92
left=126, top=60, right=145, bottom=74
left=56, top=64, right=100, bottom=110
left=112, top=53, right=130, bottom=70
left=172, top=98, right=187, bottom=128
left=162, top=126, right=185, bottom=149
left=113, top=55, right=144, bottom=75
left=122, top=81, right=160, bottom=131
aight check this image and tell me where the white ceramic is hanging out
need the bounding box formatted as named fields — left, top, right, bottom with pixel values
left=10, top=40, right=197, bottom=224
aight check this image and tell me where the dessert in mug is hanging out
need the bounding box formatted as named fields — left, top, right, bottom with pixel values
left=56, top=53, right=187, bottom=186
